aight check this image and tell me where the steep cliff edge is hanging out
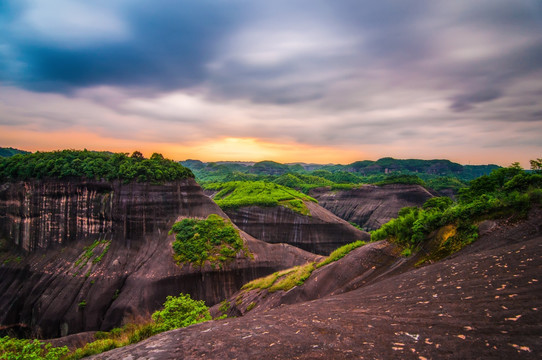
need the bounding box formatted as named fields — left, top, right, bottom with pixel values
left=0, top=178, right=319, bottom=338
left=223, top=201, right=370, bottom=255
left=0, top=179, right=214, bottom=252
left=310, top=184, right=436, bottom=231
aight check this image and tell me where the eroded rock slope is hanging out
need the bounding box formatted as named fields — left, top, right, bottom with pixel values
left=95, top=208, right=542, bottom=359
left=0, top=179, right=319, bottom=338
left=223, top=201, right=369, bottom=255
left=310, top=184, right=436, bottom=231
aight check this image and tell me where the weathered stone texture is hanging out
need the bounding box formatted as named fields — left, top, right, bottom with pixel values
left=0, top=179, right=318, bottom=338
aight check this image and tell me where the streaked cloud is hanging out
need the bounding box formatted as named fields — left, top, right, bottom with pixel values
left=0, top=0, right=541, bottom=166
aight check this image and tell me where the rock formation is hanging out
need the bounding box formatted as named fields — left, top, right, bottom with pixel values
left=0, top=178, right=319, bottom=338
left=310, top=184, right=436, bottom=231
left=222, top=201, right=370, bottom=255
left=92, top=207, right=542, bottom=359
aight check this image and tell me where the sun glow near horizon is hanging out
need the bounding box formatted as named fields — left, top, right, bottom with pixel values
left=183, top=137, right=366, bottom=164
left=1, top=125, right=536, bottom=167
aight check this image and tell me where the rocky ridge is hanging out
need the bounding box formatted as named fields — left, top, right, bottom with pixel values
left=92, top=208, right=542, bottom=359
left=221, top=201, right=370, bottom=255
left=0, top=178, right=319, bottom=338
left=310, top=184, right=436, bottom=231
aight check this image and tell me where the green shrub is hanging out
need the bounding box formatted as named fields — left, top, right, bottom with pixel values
left=151, top=293, right=211, bottom=332
left=64, top=293, right=210, bottom=359
left=0, top=336, right=69, bottom=360
left=170, top=214, right=250, bottom=267
left=422, top=197, right=453, bottom=211
left=371, top=163, right=542, bottom=259
left=401, top=248, right=412, bottom=257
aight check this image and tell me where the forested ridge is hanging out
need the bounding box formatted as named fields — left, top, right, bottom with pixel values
left=0, top=150, right=194, bottom=183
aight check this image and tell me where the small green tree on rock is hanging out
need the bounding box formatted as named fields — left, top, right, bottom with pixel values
left=151, top=293, right=211, bottom=332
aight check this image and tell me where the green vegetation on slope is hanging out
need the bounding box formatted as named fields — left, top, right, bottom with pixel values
left=242, top=240, right=367, bottom=293
left=64, top=293, right=210, bottom=359
left=169, top=214, right=251, bottom=267
left=375, top=174, right=426, bottom=186
left=0, top=150, right=193, bottom=183
left=0, top=336, right=69, bottom=359
left=371, top=164, right=542, bottom=263
left=315, top=240, right=366, bottom=268
left=204, top=181, right=317, bottom=215
left=273, top=173, right=334, bottom=193
left=242, top=262, right=317, bottom=293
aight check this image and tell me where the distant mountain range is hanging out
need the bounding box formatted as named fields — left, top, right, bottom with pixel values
left=0, top=147, right=30, bottom=157
left=181, top=157, right=500, bottom=183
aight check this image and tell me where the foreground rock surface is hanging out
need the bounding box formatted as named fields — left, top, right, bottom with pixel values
left=223, top=201, right=370, bottom=255
left=310, top=184, right=436, bottom=231
left=93, top=209, right=542, bottom=359
left=0, top=179, right=319, bottom=338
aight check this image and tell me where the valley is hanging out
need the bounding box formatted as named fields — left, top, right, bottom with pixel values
left=0, top=149, right=540, bottom=359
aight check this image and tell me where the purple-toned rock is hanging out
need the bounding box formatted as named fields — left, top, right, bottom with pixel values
left=310, top=184, right=436, bottom=231
left=0, top=179, right=319, bottom=338
left=223, top=201, right=370, bottom=255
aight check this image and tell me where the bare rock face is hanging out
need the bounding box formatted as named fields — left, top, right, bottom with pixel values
left=0, top=179, right=319, bottom=338
left=211, top=240, right=406, bottom=318
left=92, top=208, right=542, bottom=360
left=0, top=179, right=215, bottom=252
left=223, top=201, right=370, bottom=255
left=310, top=184, right=436, bottom=231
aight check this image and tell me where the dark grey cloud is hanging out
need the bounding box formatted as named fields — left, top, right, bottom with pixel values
left=0, top=0, right=250, bottom=92
left=0, top=0, right=541, bottom=165
left=450, top=89, right=503, bottom=112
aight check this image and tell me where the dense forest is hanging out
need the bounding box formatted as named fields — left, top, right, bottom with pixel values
left=182, top=158, right=500, bottom=193
left=0, top=150, right=194, bottom=183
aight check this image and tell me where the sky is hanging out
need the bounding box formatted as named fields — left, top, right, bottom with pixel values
left=1, top=0, right=542, bottom=167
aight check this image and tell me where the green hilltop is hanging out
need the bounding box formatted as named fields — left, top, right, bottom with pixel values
left=0, top=149, right=193, bottom=183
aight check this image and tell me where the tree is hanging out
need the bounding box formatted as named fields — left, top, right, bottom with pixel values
left=531, top=158, right=542, bottom=174
left=131, top=151, right=144, bottom=160
left=151, top=293, right=211, bottom=332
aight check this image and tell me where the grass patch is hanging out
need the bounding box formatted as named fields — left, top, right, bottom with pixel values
left=243, top=240, right=368, bottom=293
left=218, top=300, right=230, bottom=314
left=316, top=241, right=366, bottom=269
left=170, top=214, right=251, bottom=267
left=0, top=336, right=69, bottom=360
left=74, top=239, right=110, bottom=269
left=269, top=262, right=316, bottom=292
left=401, top=248, right=412, bottom=257
left=2, top=255, right=22, bottom=265
left=204, top=181, right=316, bottom=215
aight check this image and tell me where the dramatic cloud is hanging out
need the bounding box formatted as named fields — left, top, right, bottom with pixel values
left=0, top=0, right=541, bottom=165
